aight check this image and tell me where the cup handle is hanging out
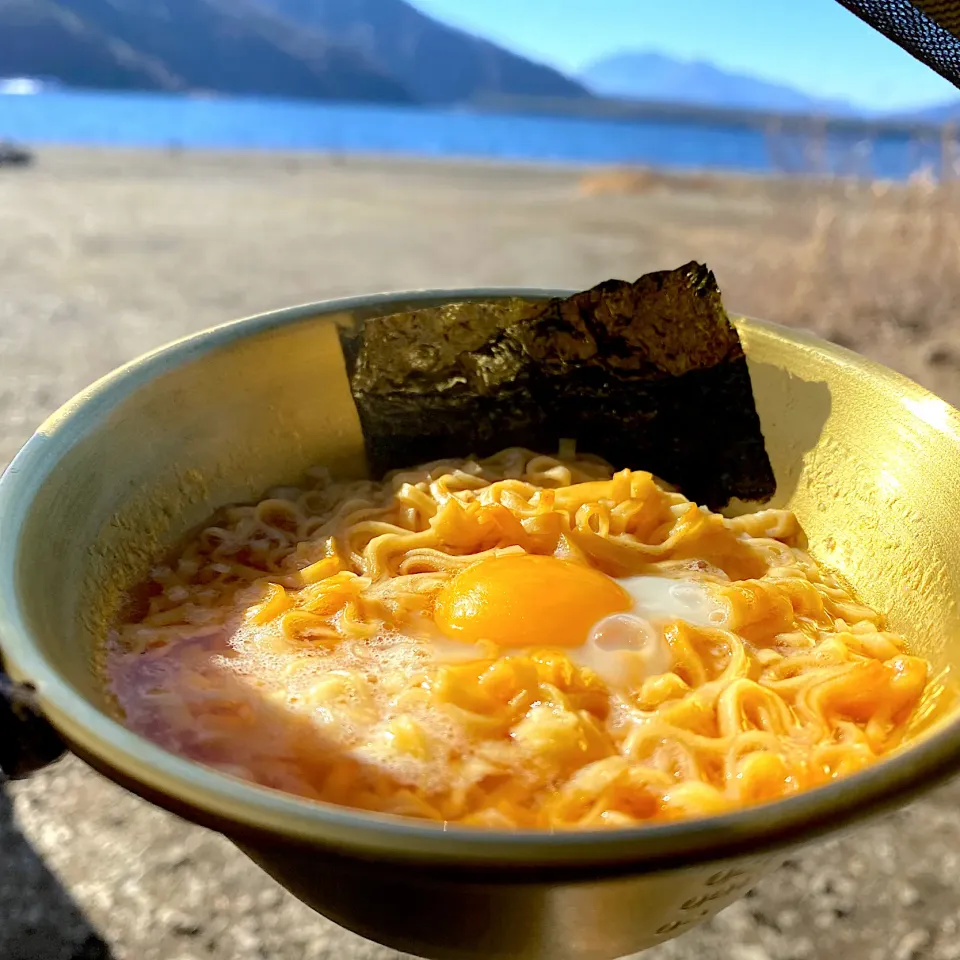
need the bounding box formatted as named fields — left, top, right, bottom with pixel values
left=0, top=657, right=67, bottom=781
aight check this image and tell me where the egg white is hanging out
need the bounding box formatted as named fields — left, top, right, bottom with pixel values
left=566, top=576, right=726, bottom=689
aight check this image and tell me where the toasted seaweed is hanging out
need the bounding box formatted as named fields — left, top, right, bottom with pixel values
left=342, top=262, right=775, bottom=509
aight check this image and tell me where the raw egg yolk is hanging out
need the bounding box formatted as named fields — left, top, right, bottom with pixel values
left=434, top=554, right=631, bottom=649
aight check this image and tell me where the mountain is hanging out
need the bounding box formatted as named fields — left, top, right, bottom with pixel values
left=256, top=0, right=591, bottom=104
left=0, top=0, right=179, bottom=91
left=581, top=52, right=858, bottom=116
left=0, top=0, right=414, bottom=103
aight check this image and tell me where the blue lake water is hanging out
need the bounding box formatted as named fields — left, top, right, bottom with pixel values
left=0, top=89, right=950, bottom=179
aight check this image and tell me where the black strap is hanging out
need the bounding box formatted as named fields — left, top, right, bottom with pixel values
left=0, top=659, right=65, bottom=781
left=835, top=0, right=960, bottom=89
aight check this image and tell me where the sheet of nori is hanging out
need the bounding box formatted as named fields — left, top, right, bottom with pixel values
left=341, top=262, right=775, bottom=509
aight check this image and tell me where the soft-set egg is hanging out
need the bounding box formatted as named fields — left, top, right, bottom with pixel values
left=434, top=554, right=631, bottom=650
left=430, top=555, right=726, bottom=688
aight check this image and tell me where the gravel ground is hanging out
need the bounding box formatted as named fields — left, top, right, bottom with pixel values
left=3, top=147, right=960, bottom=960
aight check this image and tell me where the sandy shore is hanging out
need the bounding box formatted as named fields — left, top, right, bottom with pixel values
left=3, top=147, right=960, bottom=960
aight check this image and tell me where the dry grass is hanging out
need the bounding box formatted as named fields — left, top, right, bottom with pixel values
left=579, top=164, right=960, bottom=406
left=578, top=167, right=734, bottom=196
left=747, top=177, right=960, bottom=405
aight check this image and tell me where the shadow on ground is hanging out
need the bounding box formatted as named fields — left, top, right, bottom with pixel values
left=0, top=786, right=113, bottom=960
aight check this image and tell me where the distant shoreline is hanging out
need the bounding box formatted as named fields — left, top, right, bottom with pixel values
left=3, top=84, right=958, bottom=137
left=3, top=90, right=954, bottom=181
left=470, top=94, right=959, bottom=137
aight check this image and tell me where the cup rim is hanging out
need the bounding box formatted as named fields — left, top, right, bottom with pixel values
left=3, top=287, right=960, bottom=871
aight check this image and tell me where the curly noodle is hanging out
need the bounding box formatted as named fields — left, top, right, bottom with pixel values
left=104, top=449, right=951, bottom=829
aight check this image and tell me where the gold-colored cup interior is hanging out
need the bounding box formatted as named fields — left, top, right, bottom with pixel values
left=3, top=290, right=960, bottom=877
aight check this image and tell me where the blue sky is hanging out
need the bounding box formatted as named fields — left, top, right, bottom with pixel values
left=410, top=0, right=959, bottom=111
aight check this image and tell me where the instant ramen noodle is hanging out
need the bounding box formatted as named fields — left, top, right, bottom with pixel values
left=104, top=448, right=949, bottom=829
